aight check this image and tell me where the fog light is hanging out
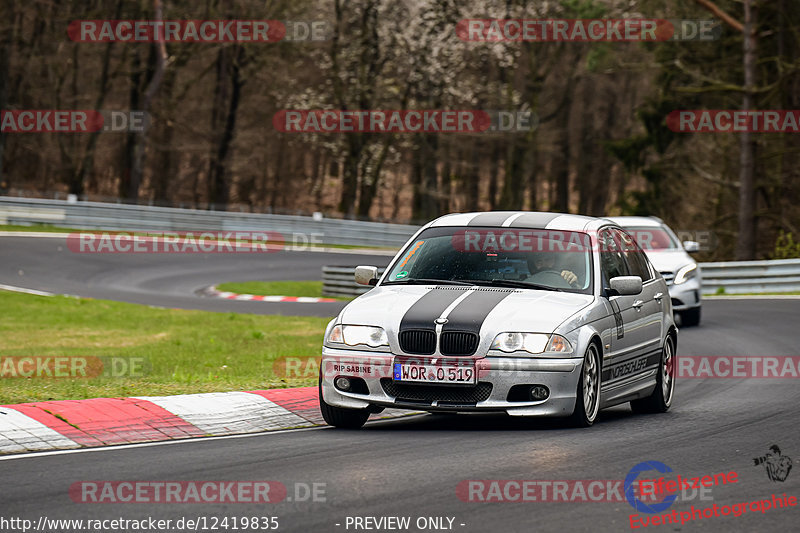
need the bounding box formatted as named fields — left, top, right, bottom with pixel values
left=334, top=377, right=352, bottom=391
left=530, top=385, right=549, bottom=401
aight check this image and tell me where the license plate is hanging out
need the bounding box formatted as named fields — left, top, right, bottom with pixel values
left=393, top=360, right=476, bottom=384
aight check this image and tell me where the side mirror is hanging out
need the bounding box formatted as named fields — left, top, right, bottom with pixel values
left=354, top=265, right=379, bottom=286
left=609, top=276, right=643, bottom=296
left=683, top=241, right=700, bottom=253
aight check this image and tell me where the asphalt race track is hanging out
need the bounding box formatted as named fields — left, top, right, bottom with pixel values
left=0, top=234, right=391, bottom=316
left=1, top=234, right=799, bottom=532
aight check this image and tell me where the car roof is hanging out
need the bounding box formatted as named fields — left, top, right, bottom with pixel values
left=603, top=216, right=664, bottom=228
left=427, top=211, right=614, bottom=232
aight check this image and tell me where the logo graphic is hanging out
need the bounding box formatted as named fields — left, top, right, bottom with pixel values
left=753, top=445, right=792, bottom=482
left=625, top=461, right=677, bottom=514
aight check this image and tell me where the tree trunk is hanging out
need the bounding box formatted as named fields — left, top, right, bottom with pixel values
left=120, top=49, right=142, bottom=199
left=487, top=142, right=501, bottom=210
left=498, top=140, right=526, bottom=210
left=356, top=138, right=391, bottom=218
left=736, top=0, right=757, bottom=259
left=411, top=133, right=439, bottom=221
left=338, top=136, right=362, bottom=217
left=464, top=144, right=480, bottom=211
left=551, top=75, right=576, bottom=213
left=122, top=0, right=167, bottom=201
left=0, top=14, right=10, bottom=189
left=207, top=45, right=244, bottom=209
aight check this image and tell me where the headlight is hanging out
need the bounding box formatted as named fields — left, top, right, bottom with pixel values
left=491, top=333, right=553, bottom=354
left=674, top=263, right=697, bottom=284
left=327, top=324, right=389, bottom=348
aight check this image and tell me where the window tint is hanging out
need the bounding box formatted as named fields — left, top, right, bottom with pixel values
left=615, top=228, right=653, bottom=282
left=599, top=229, right=629, bottom=285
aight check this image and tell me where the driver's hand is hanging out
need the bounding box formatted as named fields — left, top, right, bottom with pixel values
left=561, top=270, right=578, bottom=285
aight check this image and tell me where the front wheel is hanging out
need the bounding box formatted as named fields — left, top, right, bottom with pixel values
left=318, top=380, right=370, bottom=429
left=631, top=335, right=675, bottom=414
left=568, top=343, right=601, bottom=427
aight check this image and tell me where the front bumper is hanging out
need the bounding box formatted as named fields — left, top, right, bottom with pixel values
left=320, top=347, right=583, bottom=417
left=668, top=277, right=702, bottom=311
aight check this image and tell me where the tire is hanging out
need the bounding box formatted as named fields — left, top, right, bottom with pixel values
left=631, top=335, right=675, bottom=414
left=680, top=307, right=701, bottom=327
left=318, top=379, right=370, bottom=429
left=568, top=343, right=601, bottom=427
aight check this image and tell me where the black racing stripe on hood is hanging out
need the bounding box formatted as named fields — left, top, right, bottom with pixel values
left=399, top=288, right=469, bottom=331
left=467, top=212, right=517, bottom=226
left=440, top=289, right=514, bottom=335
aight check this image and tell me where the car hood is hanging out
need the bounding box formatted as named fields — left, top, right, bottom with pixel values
left=340, top=285, right=595, bottom=345
left=643, top=249, right=695, bottom=274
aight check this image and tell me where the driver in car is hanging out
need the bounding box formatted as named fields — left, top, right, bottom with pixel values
left=526, top=251, right=579, bottom=286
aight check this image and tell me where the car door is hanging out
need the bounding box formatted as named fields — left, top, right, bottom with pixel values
left=615, top=228, right=664, bottom=359
left=598, top=228, right=651, bottom=387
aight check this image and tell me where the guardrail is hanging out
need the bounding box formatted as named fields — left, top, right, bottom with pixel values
left=699, top=259, right=800, bottom=294
left=323, top=260, right=800, bottom=298
left=0, top=196, right=418, bottom=248
left=322, top=266, right=387, bottom=298
left=3, top=196, right=799, bottom=295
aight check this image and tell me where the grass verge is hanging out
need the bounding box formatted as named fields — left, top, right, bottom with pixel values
left=215, top=280, right=352, bottom=301
left=704, top=292, right=800, bottom=296
left=0, top=291, right=328, bottom=404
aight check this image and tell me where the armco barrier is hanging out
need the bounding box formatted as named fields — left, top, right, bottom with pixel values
left=323, top=260, right=800, bottom=298
left=3, top=196, right=799, bottom=295
left=699, top=259, right=800, bottom=294
left=0, top=196, right=418, bottom=248
left=322, top=266, right=387, bottom=297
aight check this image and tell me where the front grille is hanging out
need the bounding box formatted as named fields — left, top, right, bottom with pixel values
left=399, top=329, right=436, bottom=355
left=380, top=379, right=492, bottom=405
left=440, top=331, right=479, bottom=356
left=660, top=271, right=675, bottom=286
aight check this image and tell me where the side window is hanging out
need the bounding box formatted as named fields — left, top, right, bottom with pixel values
left=599, top=229, right=630, bottom=286
left=615, top=229, right=653, bottom=282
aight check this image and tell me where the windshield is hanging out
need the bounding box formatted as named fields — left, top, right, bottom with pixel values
left=624, top=226, right=680, bottom=250
left=383, top=226, right=593, bottom=294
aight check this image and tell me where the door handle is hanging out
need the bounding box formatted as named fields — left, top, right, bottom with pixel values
left=654, top=292, right=664, bottom=303
left=632, top=300, right=644, bottom=310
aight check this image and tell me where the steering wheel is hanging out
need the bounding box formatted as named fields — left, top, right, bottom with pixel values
left=528, top=270, right=576, bottom=289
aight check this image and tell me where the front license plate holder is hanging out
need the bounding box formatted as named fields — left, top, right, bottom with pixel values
left=392, top=358, right=476, bottom=385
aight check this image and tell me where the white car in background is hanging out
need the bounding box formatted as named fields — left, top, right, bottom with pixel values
left=606, top=217, right=702, bottom=327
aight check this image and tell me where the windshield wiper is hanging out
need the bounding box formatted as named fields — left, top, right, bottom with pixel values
left=385, top=278, right=474, bottom=286
left=457, top=279, right=563, bottom=292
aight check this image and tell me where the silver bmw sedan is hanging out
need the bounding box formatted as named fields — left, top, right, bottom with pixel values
left=319, top=211, right=677, bottom=428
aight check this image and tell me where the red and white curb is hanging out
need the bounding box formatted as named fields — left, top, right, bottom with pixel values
left=0, top=387, right=416, bottom=454
left=202, top=286, right=338, bottom=303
